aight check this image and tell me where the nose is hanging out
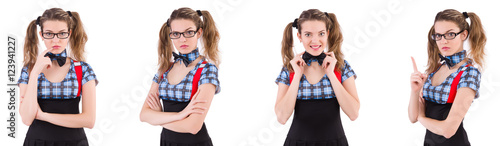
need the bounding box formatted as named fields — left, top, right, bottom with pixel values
left=178, top=35, right=187, bottom=42
left=438, top=38, right=448, bottom=44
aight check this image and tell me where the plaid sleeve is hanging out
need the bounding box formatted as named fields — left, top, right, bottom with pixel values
left=341, top=60, right=357, bottom=83
left=153, top=72, right=160, bottom=84
left=457, top=66, right=481, bottom=98
left=275, top=67, right=290, bottom=86
left=81, top=62, right=98, bottom=86
left=17, top=66, right=29, bottom=85
left=199, top=63, right=220, bottom=94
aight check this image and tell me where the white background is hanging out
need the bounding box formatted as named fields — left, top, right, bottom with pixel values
left=1, top=0, right=499, bottom=145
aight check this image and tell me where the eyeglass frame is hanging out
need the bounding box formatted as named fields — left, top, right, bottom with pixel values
left=431, top=30, right=464, bottom=41
left=169, top=28, right=200, bottom=39
left=41, top=32, right=70, bottom=39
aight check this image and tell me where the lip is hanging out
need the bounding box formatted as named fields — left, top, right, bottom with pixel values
left=441, top=47, right=450, bottom=51
left=180, top=45, right=189, bottom=49
left=52, top=45, right=61, bottom=49
left=310, top=45, right=321, bottom=51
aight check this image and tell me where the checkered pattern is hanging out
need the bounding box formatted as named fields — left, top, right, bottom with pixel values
left=153, top=59, right=220, bottom=102
left=175, top=48, right=200, bottom=66
left=275, top=60, right=357, bottom=100
left=305, top=58, right=319, bottom=66
left=423, top=62, right=481, bottom=104
left=17, top=60, right=98, bottom=99
left=442, top=50, right=466, bottom=66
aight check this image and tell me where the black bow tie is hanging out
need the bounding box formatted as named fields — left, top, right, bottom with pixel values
left=173, top=52, right=191, bottom=67
left=44, top=53, right=66, bottom=67
left=438, top=54, right=455, bottom=69
left=302, top=52, right=326, bottom=65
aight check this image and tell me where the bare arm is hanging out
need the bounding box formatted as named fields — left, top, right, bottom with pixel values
left=19, top=74, right=41, bottom=126
left=36, top=80, right=97, bottom=128
left=328, top=75, right=359, bottom=121
left=418, top=88, right=474, bottom=138
left=274, top=74, right=301, bottom=125
left=409, top=57, right=426, bottom=123
left=160, top=84, right=215, bottom=134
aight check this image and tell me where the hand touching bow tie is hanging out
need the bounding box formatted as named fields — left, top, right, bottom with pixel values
left=302, top=52, right=327, bottom=66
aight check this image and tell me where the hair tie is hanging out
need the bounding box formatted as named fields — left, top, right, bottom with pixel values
left=462, top=12, right=468, bottom=19
left=324, top=12, right=334, bottom=23
left=36, top=16, right=41, bottom=26
left=67, top=11, right=73, bottom=17
left=292, top=18, right=298, bottom=28
left=196, top=10, right=202, bottom=16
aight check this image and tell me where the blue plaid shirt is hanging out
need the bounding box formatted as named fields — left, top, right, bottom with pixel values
left=153, top=50, right=220, bottom=102
left=18, top=59, right=98, bottom=99
left=423, top=61, right=481, bottom=104
left=275, top=60, right=356, bottom=100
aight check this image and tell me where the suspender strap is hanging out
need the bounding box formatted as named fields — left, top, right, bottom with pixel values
left=447, top=65, right=470, bottom=103
left=74, top=61, right=83, bottom=97
left=191, top=61, right=207, bottom=100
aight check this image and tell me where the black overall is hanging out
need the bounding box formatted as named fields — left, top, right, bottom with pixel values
left=160, top=100, right=212, bottom=146
left=424, top=102, right=470, bottom=146
left=24, top=97, right=88, bottom=146
left=284, top=98, right=348, bottom=146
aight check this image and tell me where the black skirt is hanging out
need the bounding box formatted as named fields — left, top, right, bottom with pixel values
left=424, top=101, right=470, bottom=146
left=24, top=97, right=88, bottom=146
left=284, top=98, right=348, bottom=146
left=160, top=100, right=212, bottom=146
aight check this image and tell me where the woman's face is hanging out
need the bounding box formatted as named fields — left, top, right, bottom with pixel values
left=170, top=19, right=202, bottom=54
left=297, top=20, right=328, bottom=56
left=433, top=20, right=468, bottom=56
left=39, top=20, right=70, bottom=54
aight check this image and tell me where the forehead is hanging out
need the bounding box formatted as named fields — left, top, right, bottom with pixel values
left=434, top=20, right=460, bottom=33
left=301, top=20, right=326, bottom=32
left=170, top=19, right=197, bottom=31
left=42, top=20, right=68, bottom=32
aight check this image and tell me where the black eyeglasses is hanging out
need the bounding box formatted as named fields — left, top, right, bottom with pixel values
left=42, top=32, right=70, bottom=39
left=169, top=29, right=199, bottom=39
left=431, top=30, right=464, bottom=41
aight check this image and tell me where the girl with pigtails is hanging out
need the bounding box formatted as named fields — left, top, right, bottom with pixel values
left=408, top=9, right=486, bottom=146
left=274, top=9, right=360, bottom=146
left=140, top=7, right=220, bottom=146
left=18, top=8, right=97, bottom=146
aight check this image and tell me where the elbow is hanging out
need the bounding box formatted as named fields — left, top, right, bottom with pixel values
left=22, top=118, right=33, bottom=126
left=442, top=130, right=455, bottom=139
left=277, top=117, right=287, bottom=125
left=85, top=116, right=96, bottom=129
left=409, top=118, right=417, bottom=124
left=348, top=112, right=358, bottom=121
left=188, top=125, right=203, bottom=135
left=274, top=110, right=288, bottom=125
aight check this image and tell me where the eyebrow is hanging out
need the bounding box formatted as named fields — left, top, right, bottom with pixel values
left=303, top=30, right=326, bottom=33
left=43, top=29, right=68, bottom=33
left=435, top=29, right=455, bottom=34
left=172, top=27, right=196, bottom=32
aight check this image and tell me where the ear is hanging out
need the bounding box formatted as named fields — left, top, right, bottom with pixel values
left=461, top=29, right=468, bottom=41
left=197, top=28, right=203, bottom=39
left=296, top=32, right=301, bottom=42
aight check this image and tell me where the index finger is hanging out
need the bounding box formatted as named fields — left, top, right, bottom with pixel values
left=295, top=51, right=305, bottom=58
left=411, top=56, right=418, bottom=72
left=41, top=48, right=54, bottom=56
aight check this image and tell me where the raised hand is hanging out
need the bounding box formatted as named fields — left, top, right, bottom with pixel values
left=290, top=51, right=306, bottom=76
left=33, top=48, right=54, bottom=74
left=322, top=52, right=338, bottom=75
left=410, top=57, right=427, bottom=93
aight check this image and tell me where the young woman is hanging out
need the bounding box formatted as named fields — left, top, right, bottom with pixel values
left=408, top=9, right=486, bottom=146
left=18, top=8, right=97, bottom=146
left=139, top=7, right=220, bottom=146
left=275, top=9, right=360, bottom=146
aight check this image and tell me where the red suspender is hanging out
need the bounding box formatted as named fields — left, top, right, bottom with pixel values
left=191, top=61, right=207, bottom=100
left=160, top=61, right=207, bottom=100
left=447, top=65, right=470, bottom=103
left=74, top=61, right=83, bottom=97
left=289, top=68, right=342, bottom=83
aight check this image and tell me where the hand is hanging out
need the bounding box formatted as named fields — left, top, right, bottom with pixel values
left=323, top=52, right=338, bottom=77
left=32, top=48, right=54, bottom=74
left=177, top=89, right=207, bottom=120
left=290, top=51, right=306, bottom=76
left=146, top=91, right=162, bottom=112
left=410, top=57, right=427, bottom=93
left=35, top=106, right=45, bottom=121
